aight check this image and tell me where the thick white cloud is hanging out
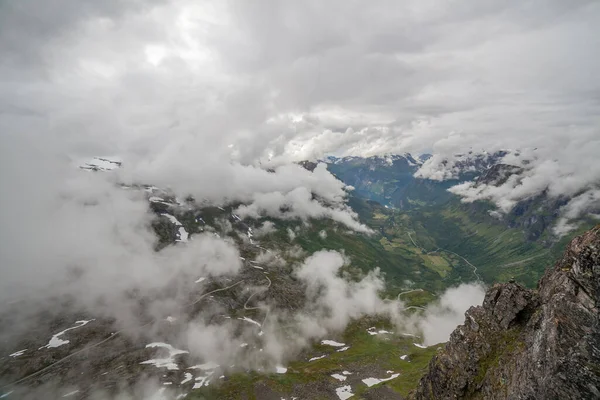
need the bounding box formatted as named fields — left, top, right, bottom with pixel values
left=1, top=1, right=597, bottom=221
left=294, top=250, right=394, bottom=337
left=418, top=283, right=487, bottom=346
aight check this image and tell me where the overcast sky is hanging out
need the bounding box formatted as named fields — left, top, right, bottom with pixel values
left=2, top=1, right=598, bottom=228
left=0, top=0, right=597, bottom=159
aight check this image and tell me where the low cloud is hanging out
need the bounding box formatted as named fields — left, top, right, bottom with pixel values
left=417, top=283, right=487, bottom=346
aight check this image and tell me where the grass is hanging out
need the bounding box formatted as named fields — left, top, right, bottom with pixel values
left=186, top=317, right=436, bottom=399
left=420, top=254, right=452, bottom=277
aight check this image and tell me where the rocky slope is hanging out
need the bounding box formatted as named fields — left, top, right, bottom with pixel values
left=412, top=225, right=600, bottom=399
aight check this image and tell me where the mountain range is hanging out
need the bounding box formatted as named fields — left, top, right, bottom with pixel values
left=0, top=153, right=597, bottom=399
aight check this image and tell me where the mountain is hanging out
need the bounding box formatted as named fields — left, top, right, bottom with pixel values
left=1, top=155, right=596, bottom=399
left=412, top=224, right=600, bottom=399
left=324, top=153, right=597, bottom=287
left=325, top=154, right=454, bottom=210
left=0, top=175, right=440, bottom=399
left=324, top=151, right=579, bottom=240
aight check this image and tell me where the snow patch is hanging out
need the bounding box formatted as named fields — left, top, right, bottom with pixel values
left=181, top=372, right=193, bottom=384
left=362, top=373, right=400, bottom=387
left=331, top=374, right=347, bottom=381
left=413, top=343, right=427, bottom=349
left=335, top=385, right=354, bottom=400
left=367, top=327, right=392, bottom=336
left=160, top=214, right=189, bottom=242
left=189, top=362, right=219, bottom=389
left=321, top=340, right=345, bottom=347
left=9, top=349, right=27, bottom=357
left=189, top=361, right=219, bottom=370
left=79, top=157, right=121, bottom=171
left=337, top=346, right=350, bottom=352
left=309, top=355, right=326, bottom=362
left=238, top=316, right=261, bottom=328
left=40, top=320, right=93, bottom=349
left=276, top=366, right=287, bottom=374
left=140, top=342, right=189, bottom=370
left=178, top=226, right=189, bottom=242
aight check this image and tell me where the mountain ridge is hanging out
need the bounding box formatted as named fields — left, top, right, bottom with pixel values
left=411, top=224, right=600, bottom=399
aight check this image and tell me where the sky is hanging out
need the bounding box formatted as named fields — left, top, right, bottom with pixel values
left=1, top=0, right=598, bottom=226
left=0, top=0, right=597, bottom=393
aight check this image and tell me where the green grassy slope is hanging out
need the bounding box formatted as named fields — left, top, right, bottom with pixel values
left=187, top=317, right=438, bottom=400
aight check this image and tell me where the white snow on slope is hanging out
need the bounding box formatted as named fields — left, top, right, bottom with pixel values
left=160, top=213, right=189, bottom=242
left=238, top=316, right=261, bottom=328
left=335, top=385, right=354, bottom=400
left=189, top=362, right=219, bottom=389
left=321, top=340, right=345, bottom=347
left=189, top=361, right=219, bottom=370
left=362, top=372, right=400, bottom=387
left=367, top=327, right=392, bottom=336
left=309, top=355, right=326, bottom=362
left=161, top=213, right=181, bottom=225
left=140, top=342, right=189, bottom=370
left=9, top=349, right=27, bottom=357
left=39, top=320, right=94, bottom=349
left=178, top=227, right=189, bottom=242
left=413, top=343, right=427, bottom=349
left=331, top=374, right=347, bottom=382
left=79, top=157, right=121, bottom=171
left=276, top=365, right=287, bottom=374
left=181, top=372, right=193, bottom=384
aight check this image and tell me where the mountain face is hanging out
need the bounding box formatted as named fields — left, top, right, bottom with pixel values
left=412, top=225, right=600, bottom=400
left=325, top=152, right=600, bottom=256
left=0, top=177, right=440, bottom=400
left=325, top=154, right=455, bottom=210
left=323, top=153, right=592, bottom=287
left=2, top=156, right=596, bottom=399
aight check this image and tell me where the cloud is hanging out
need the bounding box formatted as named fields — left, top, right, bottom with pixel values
left=1, top=0, right=598, bottom=235
left=292, top=250, right=397, bottom=337
left=553, top=189, right=600, bottom=235
left=234, top=186, right=371, bottom=233
left=253, top=221, right=276, bottom=237
left=417, top=283, right=486, bottom=346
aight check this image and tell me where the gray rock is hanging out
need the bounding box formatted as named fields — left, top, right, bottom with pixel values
left=412, top=225, right=600, bottom=400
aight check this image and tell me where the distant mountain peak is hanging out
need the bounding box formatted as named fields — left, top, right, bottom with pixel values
left=79, top=157, right=122, bottom=171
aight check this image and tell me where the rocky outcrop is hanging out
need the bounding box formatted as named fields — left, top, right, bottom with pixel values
left=412, top=225, right=600, bottom=400
left=475, top=164, right=523, bottom=187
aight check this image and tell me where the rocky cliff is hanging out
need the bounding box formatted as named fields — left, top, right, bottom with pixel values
left=412, top=225, right=600, bottom=399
